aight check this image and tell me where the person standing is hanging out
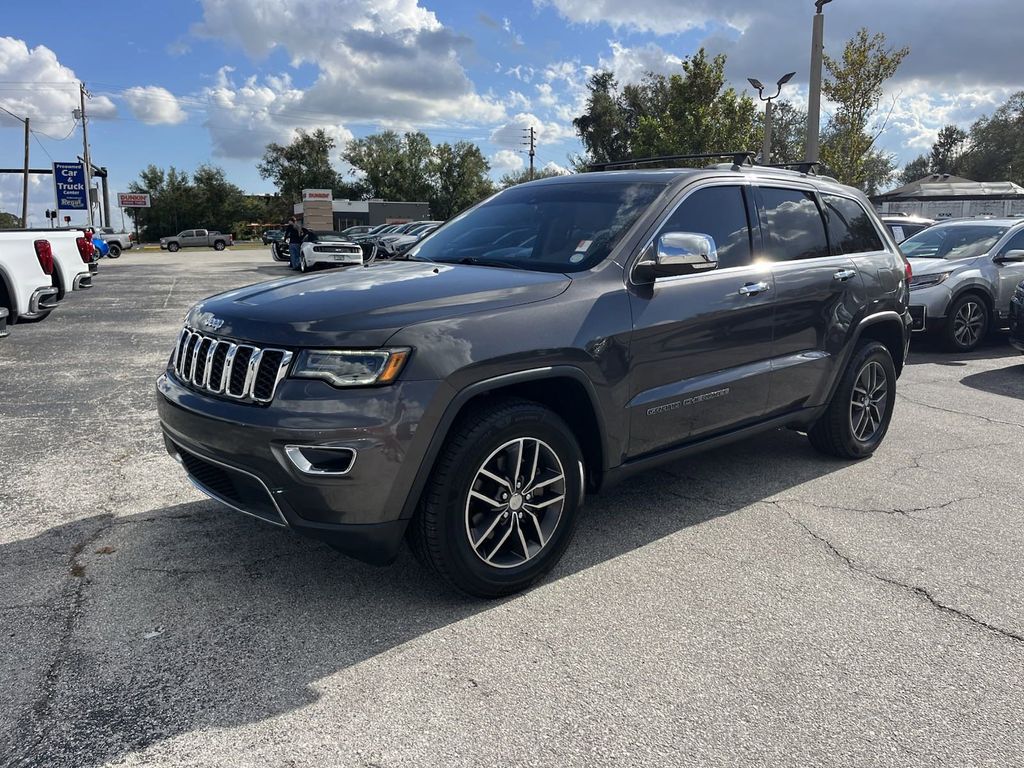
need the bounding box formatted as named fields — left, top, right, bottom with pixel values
left=283, top=216, right=305, bottom=270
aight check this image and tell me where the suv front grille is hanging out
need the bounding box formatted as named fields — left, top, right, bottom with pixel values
left=172, top=327, right=293, bottom=404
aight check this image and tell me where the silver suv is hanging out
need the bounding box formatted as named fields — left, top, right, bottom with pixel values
left=902, top=218, right=1024, bottom=351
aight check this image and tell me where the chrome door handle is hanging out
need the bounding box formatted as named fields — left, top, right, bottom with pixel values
left=833, top=268, right=857, bottom=282
left=738, top=281, right=770, bottom=296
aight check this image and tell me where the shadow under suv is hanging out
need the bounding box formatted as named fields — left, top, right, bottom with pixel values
left=157, top=159, right=912, bottom=597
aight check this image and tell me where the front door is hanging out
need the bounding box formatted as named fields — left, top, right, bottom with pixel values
left=626, top=183, right=774, bottom=458
left=994, top=229, right=1024, bottom=319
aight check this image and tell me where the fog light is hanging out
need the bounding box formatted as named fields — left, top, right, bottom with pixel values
left=284, top=445, right=357, bottom=476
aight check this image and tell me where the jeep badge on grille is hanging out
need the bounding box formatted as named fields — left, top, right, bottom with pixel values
left=197, top=312, right=225, bottom=331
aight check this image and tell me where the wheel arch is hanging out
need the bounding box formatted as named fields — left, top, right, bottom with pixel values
left=0, top=265, right=17, bottom=319
left=949, top=284, right=995, bottom=316
left=399, top=366, right=609, bottom=520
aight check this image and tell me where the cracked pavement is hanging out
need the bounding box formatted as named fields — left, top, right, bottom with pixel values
left=2, top=250, right=1023, bottom=767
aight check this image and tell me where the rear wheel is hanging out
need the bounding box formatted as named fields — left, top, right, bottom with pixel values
left=944, top=293, right=989, bottom=352
left=808, top=341, right=896, bottom=460
left=299, top=254, right=309, bottom=272
left=409, top=398, right=584, bottom=598
left=107, top=243, right=121, bottom=258
left=213, top=240, right=226, bottom=251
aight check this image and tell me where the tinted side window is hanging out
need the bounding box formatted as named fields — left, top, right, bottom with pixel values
left=760, top=187, right=829, bottom=261
left=823, top=195, right=885, bottom=254
left=999, top=229, right=1024, bottom=255
left=659, top=186, right=753, bottom=269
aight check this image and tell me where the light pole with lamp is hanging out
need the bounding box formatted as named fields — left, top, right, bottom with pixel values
left=806, top=0, right=834, bottom=163
left=748, top=72, right=796, bottom=165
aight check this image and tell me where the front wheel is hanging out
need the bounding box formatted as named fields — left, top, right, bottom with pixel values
left=808, top=341, right=896, bottom=460
left=408, top=398, right=584, bottom=598
left=167, top=242, right=180, bottom=253
left=107, top=243, right=121, bottom=258
left=944, top=293, right=989, bottom=352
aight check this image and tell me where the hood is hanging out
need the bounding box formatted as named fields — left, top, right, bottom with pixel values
left=908, top=257, right=965, bottom=278
left=187, top=260, right=571, bottom=348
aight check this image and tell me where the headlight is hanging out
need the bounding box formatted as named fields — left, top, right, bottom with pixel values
left=909, top=271, right=952, bottom=289
left=291, top=348, right=411, bottom=387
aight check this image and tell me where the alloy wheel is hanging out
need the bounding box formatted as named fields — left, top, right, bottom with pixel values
left=953, top=300, right=985, bottom=348
left=849, top=361, right=888, bottom=442
left=464, top=437, right=566, bottom=569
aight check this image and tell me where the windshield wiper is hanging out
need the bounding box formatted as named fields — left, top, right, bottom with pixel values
left=454, top=257, right=524, bottom=270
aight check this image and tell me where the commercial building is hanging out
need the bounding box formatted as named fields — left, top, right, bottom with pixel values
left=293, top=189, right=431, bottom=230
left=873, top=174, right=1024, bottom=219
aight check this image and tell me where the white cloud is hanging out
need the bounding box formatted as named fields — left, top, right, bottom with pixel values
left=507, top=90, right=531, bottom=110
left=505, top=65, right=535, bottom=83
left=542, top=160, right=570, bottom=175
left=490, top=112, right=576, bottom=149
left=123, top=86, right=188, bottom=125
left=194, top=0, right=505, bottom=130
left=200, top=67, right=357, bottom=160
left=536, top=0, right=751, bottom=35
left=598, top=41, right=682, bottom=85
left=490, top=149, right=525, bottom=173
left=0, top=37, right=116, bottom=137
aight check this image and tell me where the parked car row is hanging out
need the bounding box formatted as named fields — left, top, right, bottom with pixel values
left=0, top=227, right=101, bottom=338
left=268, top=220, right=445, bottom=271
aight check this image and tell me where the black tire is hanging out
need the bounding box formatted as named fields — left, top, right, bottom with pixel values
left=213, top=240, right=226, bottom=251
left=167, top=242, right=180, bottom=253
left=107, top=243, right=121, bottom=258
left=408, top=398, right=584, bottom=598
left=808, top=341, right=896, bottom=460
left=943, top=293, right=989, bottom=352
left=299, top=254, right=308, bottom=273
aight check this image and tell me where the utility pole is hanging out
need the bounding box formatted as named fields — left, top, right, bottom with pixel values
left=805, top=0, right=833, bottom=163
left=748, top=72, right=795, bottom=165
left=79, top=82, right=94, bottom=227
left=523, top=126, right=536, bottom=180
left=22, top=117, right=29, bottom=228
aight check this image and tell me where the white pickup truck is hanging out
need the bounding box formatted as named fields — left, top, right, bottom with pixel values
left=21, top=228, right=97, bottom=299
left=0, top=231, right=61, bottom=327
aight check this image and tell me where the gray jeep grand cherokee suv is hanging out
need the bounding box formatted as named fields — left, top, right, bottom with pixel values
left=157, top=159, right=912, bottom=597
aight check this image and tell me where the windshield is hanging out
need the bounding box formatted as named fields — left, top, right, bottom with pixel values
left=411, top=181, right=666, bottom=272
left=900, top=224, right=1008, bottom=260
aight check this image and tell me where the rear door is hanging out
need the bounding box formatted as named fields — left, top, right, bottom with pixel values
left=755, top=185, right=866, bottom=415
left=626, top=183, right=775, bottom=457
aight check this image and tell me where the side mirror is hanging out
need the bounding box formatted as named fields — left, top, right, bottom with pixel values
left=994, top=249, right=1024, bottom=265
left=635, top=232, right=719, bottom=281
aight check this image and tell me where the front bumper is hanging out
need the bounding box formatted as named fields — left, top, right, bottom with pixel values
left=908, top=283, right=952, bottom=332
left=156, top=371, right=445, bottom=564
left=23, top=286, right=59, bottom=319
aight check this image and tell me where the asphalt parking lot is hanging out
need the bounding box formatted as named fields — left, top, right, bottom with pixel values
left=2, top=249, right=1023, bottom=767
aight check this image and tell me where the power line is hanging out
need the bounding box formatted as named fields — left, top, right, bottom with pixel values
left=30, top=130, right=54, bottom=161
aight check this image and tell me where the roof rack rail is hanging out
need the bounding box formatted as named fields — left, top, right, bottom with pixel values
left=588, top=152, right=755, bottom=172
left=766, top=161, right=822, bottom=174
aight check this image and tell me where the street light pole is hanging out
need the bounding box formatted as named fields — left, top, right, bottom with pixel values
left=748, top=72, right=796, bottom=165
left=806, top=0, right=833, bottom=163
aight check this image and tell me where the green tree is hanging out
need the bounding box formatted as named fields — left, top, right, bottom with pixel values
left=819, top=28, right=910, bottom=190
left=428, top=142, right=494, bottom=219
left=573, top=49, right=760, bottom=166
left=962, top=91, right=1024, bottom=185
left=258, top=128, right=356, bottom=204
left=898, top=154, right=931, bottom=185
left=498, top=166, right=566, bottom=189
left=755, top=100, right=808, bottom=165
left=0, top=211, right=22, bottom=228
left=342, top=130, right=436, bottom=201
left=930, top=125, right=969, bottom=175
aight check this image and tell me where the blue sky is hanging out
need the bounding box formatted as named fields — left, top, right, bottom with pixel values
left=1, top=0, right=1021, bottom=226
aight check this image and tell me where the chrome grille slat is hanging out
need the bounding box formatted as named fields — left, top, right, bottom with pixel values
left=171, top=327, right=291, bottom=404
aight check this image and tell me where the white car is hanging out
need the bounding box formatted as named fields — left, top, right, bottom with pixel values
left=0, top=230, right=61, bottom=326
left=298, top=231, right=363, bottom=272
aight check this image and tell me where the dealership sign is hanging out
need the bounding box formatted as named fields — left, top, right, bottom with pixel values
left=302, top=189, right=333, bottom=201
left=117, top=192, right=151, bottom=208
left=53, top=162, right=87, bottom=210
